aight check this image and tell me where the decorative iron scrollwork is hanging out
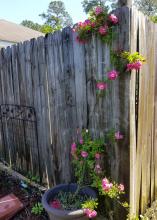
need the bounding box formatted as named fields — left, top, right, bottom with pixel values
left=0, top=104, right=36, bottom=122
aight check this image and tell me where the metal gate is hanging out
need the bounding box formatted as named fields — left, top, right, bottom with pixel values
left=0, top=104, right=40, bottom=177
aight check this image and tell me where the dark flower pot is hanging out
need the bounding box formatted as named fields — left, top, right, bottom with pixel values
left=42, top=183, right=97, bottom=220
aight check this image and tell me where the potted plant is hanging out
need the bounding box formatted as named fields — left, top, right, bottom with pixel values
left=42, top=129, right=127, bottom=219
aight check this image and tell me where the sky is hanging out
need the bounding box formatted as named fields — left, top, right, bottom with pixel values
left=0, top=0, right=87, bottom=25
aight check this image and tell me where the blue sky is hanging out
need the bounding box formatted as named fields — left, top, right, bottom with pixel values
left=0, top=0, right=87, bottom=25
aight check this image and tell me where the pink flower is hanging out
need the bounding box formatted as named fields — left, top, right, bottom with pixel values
left=84, top=19, right=91, bottom=25
left=71, top=142, right=77, bottom=154
left=81, top=151, right=88, bottom=158
left=96, top=82, right=107, bottom=90
left=99, top=25, right=108, bottom=35
left=95, top=6, right=103, bottom=15
left=109, top=14, right=118, bottom=24
left=127, top=61, right=142, bottom=71
left=95, top=153, right=101, bottom=159
left=95, top=164, right=102, bottom=174
left=102, top=178, right=113, bottom=191
left=84, top=209, right=97, bottom=218
left=91, top=22, right=95, bottom=27
left=107, top=70, right=119, bottom=80
left=102, top=178, right=109, bottom=186
left=115, top=131, right=123, bottom=140
left=118, top=184, right=125, bottom=192
left=50, top=200, right=61, bottom=209
left=79, top=138, right=84, bottom=144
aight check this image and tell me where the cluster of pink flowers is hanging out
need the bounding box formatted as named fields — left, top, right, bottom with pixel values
left=102, top=178, right=113, bottom=191
left=127, top=61, right=142, bottom=71
left=99, top=25, right=108, bottom=35
left=115, top=131, right=123, bottom=140
left=102, top=178, right=125, bottom=192
left=95, top=6, right=103, bottom=16
left=107, top=70, right=119, bottom=80
left=84, top=208, right=97, bottom=218
left=50, top=200, right=61, bottom=209
left=108, top=14, right=119, bottom=24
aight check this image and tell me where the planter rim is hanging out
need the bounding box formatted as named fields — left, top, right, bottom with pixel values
left=42, top=183, right=96, bottom=218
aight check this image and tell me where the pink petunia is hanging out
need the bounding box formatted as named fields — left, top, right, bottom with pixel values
left=95, top=153, right=101, bottom=159
left=81, top=151, right=88, bottom=158
left=96, top=82, right=107, bottom=90
left=84, top=209, right=97, bottom=218
left=127, top=61, right=142, bottom=71
left=108, top=14, right=118, bottom=24
left=115, top=131, right=123, bottom=140
left=107, top=70, right=119, bottom=80
left=50, top=200, right=61, bottom=209
left=118, top=184, right=125, bottom=192
left=95, top=6, right=103, bottom=16
left=99, top=25, right=108, bottom=35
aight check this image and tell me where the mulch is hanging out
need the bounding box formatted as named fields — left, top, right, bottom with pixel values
left=0, top=170, right=48, bottom=220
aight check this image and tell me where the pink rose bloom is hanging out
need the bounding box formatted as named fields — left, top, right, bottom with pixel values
left=71, top=142, right=77, bottom=154
left=99, top=25, right=108, bottom=35
left=81, top=151, right=88, bottom=158
left=96, top=82, right=107, bottom=90
left=84, top=209, right=97, bottom=218
left=115, top=131, right=123, bottom=140
left=50, top=200, right=61, bottom=209
left=107, top=70, right=119, bottom=80
left=79, top=138, right=84, bottom=144
left=109, top=14, right=118, bottom=24
left=118, top=184, right=125, bottom=192
left=95, top=6, right=103, bottom=15
left=95, top=153, right=101, bottom=159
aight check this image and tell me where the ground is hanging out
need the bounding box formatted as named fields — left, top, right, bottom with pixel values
left=0, top=170, right=48, bottom=220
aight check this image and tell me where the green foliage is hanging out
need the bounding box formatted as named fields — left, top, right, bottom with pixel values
left=54, top=191, right=89, bottom=210
left=27, top=172, right=40, bottom=184
left=82, top=199, right=98, bottom=210
left=72, top=129, right=106, bottom=186
left=40, top=1, right=73, bottom=29
left=121, top=52, right=146, bottom=64
left=31, top=203, right=44, bottom=215
left=150, top=15, right=157, bottom=23
left=135, top=0, right=157, bottom=16
left=40, top=24, right=54, bottom=34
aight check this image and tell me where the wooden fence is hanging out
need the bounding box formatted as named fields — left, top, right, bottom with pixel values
left=0, top=5, right=157, bottom=218
left=130, top=7, right=157, bottom=216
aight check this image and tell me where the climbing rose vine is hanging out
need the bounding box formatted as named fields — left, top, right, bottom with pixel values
left=73, top=6, right=118, bottom=44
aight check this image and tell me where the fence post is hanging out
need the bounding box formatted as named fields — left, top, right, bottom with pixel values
left=118, top=0, right=133, bottom=7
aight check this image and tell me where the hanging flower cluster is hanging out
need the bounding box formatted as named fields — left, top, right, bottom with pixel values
left=111, top=50, right=146, bottom=73
left=73, top=6, right=118, bottom=44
